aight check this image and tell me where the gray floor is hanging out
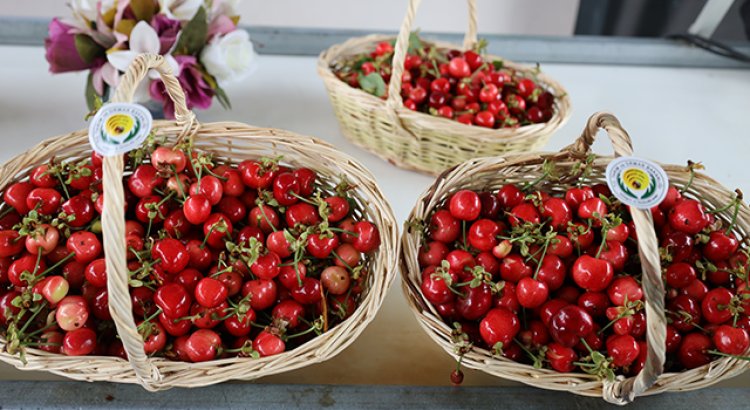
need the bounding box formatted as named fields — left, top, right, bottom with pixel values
left=0, top=382, right=748, bottom=409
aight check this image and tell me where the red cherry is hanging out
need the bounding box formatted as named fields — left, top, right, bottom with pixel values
left=449, top=190, right=481, bottom=221
left=571, top=255, right=614, bottom=292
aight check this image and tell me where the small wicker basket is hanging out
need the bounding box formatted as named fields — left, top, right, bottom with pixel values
left=401, top=112, right=750, bottom=404
left=318, top=0, right=571, bottom=175
left=0, top=54, right=399, bottom=390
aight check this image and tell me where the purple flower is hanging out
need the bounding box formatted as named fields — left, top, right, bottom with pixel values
left=45, top=18, right=95, bottom=73
left=151, top=14, right=181, bottom=54
left=149, top=55, right=214, bottom=119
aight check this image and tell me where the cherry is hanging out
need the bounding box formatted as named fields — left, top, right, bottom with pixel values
left=668, top=295, right=702, bottom=332
left=508, top=203, right=540, bottom=226
left=678, top=332, right=713, bottom=369
left=184, top=194, right=212, bottom=224
left=185, top=329, right=222, bottom=362
left=353, top=221, right=380, bottom=253
left=578, top=292, right=610, bottom=318
left=607, top=276, right=643, bottom=306
left=468, top=219, right=500, bottom=251
left=62, top=328, right=97, bottom=356
left=66, top=231, right=102, bottom=264
left=546, top=342, right=577, bottom=372
left=430, top=210, right=460, bottom=243
left=242, top=279, right=278, bottom=311
left=607, top=334, right=640, bottom=367
left=516, top=277, right=549, bottom=309
left=321, top=266, right=351, bottom=295
left=669, top=199, right=709, bottom=234
left=541, top=198, right=572, bottom=230
left=26, top=188, right=62, bottom=215
left=224, top=309, right=256, bottom=337
left=549, top=305, right=594, bottom=347
left=577, top=198, right=608, bottom=226
left=140, top=320, right=168, bottom=354
left=285, top=203, right=320, bottom=228
left=83, top=258, right=107, bottom=288
left=253, top=330, right=285, bottom=357
left=497, top=185, right=524, bottom=209
left=4, top=182, right=35, bottom=214
left=665, top=262, right=697, bottom=289
left=56, top=296, right=89, bottom=331
left=713, top=324, right=749, bottom=355
left=500, top=254, right=532, bottom=283
left=479, top=308, right=520, bottom=348
left=456, top=284, right=493, bottom=320
left=154, top=283, right=192, bottom=319
left=572, top=255, right=614, bottom=292
left=194, top=277, right=228, bottom=308
left=128, top=164, right=163, bottom=197
left=703, top=231, right=739, bottom=262
left=449, top=190, right=481, bottom=221
left=701, top=288, right=734, bottom=324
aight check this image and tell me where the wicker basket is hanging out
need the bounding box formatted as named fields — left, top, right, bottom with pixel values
left=0, top=54, right=399, bottom=390
left=318, top=0, right=571, bottom=175
left=401, top=112, right=750, bottom=404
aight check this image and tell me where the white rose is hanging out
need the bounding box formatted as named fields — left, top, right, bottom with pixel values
left=200, top=30, right=257, bottom=86
left=158, top=0, right=203, bottom=21
left=70, top=0, right=115, bottom=22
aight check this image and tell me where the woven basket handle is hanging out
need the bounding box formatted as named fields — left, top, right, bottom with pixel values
left=386, top=0, right=478, bottom=110
left=101, top=54, right=195, bottom=389
left=571, top=112, right=667, bottom=404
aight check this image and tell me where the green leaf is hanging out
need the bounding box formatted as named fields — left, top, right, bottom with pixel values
left=173, top=6, right=207, bottom=56
left=358, top=72, right=386, bottom=97
left=213, top=83, right=231, bottom=109
left=492, top=60, right=504, bottom=70
left=74, top=34, right=104, bottom=64
left=131, top=0, right=158, bottom=22
left=407, top=31, right=422, bottom=53
left=85, top=71, right=98, bottom=111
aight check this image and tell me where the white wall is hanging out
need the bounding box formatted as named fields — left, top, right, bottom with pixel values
left=0, top=0, right=579, bottom=36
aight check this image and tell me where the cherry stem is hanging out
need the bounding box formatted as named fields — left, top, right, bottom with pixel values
left=258, top=203, right=278, bottom=233
left=32, top=248, right=44, bottom=276
left=38, top=252, right=75, bottom=277
left=709, top=350, right=750, bottom=362
left=54, top=171, right=71, bottom=200
left=327, top=227, right=358, bottom=237
left=139, top=308, right=163, bottom=326
left=0, top=206, right=15, bottom=219
left=24, top=320, right=58, bottom=339
left=24, top=342, right=62, bottom=347
left=17, top=301, right=48, bottom=337
left=725, top=194, right=742, bottom=234
left=289, top=191, right=316, bottom=206
left=203, top=167, right=228, bottom=181
left=532, top=236, right=551, bottom=280
left=286, top=323, right=320, bottom=340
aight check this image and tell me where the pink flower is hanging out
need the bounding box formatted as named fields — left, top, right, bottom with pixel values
left=149, top=55, right=214, bottom=119
left=45, top=18, right=97, bottom=73
left=207, top=15, right=236, bottom=39
left=151, top=14, right=181, bottom=54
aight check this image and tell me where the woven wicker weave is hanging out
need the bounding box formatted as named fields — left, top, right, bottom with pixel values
left=318, top=0, right=571, bottom=175
left=0, top=54, right=399, bottom=390
left=401, top=112, right=750, bottom=404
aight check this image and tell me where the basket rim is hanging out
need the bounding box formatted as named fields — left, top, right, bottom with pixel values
left=399, top=150, right=750, bottom=399
left=0, top=120, right=401, bottom=389
left=317, top=33, right=572, bottom=143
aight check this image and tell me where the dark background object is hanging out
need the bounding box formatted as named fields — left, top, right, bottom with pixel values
left=576, top=0, right=750, bottom=41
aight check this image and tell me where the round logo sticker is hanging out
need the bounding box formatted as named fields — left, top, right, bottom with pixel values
left=88, top=103, right=152, bottom=156
left=606, top=156, right=669, bottom=210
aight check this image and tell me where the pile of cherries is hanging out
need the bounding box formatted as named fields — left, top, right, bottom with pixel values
left=0, top=138, right=380, bottom=362
left=416, top=173, right=750, bottom=383
left=333, top=35, right=557, bottom=128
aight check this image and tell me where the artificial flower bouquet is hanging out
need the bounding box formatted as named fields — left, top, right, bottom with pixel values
left=45, top=0, right=257, bottom=118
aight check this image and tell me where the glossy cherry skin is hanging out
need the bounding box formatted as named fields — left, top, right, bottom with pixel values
left=549, top=305, right=594, bottom=347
